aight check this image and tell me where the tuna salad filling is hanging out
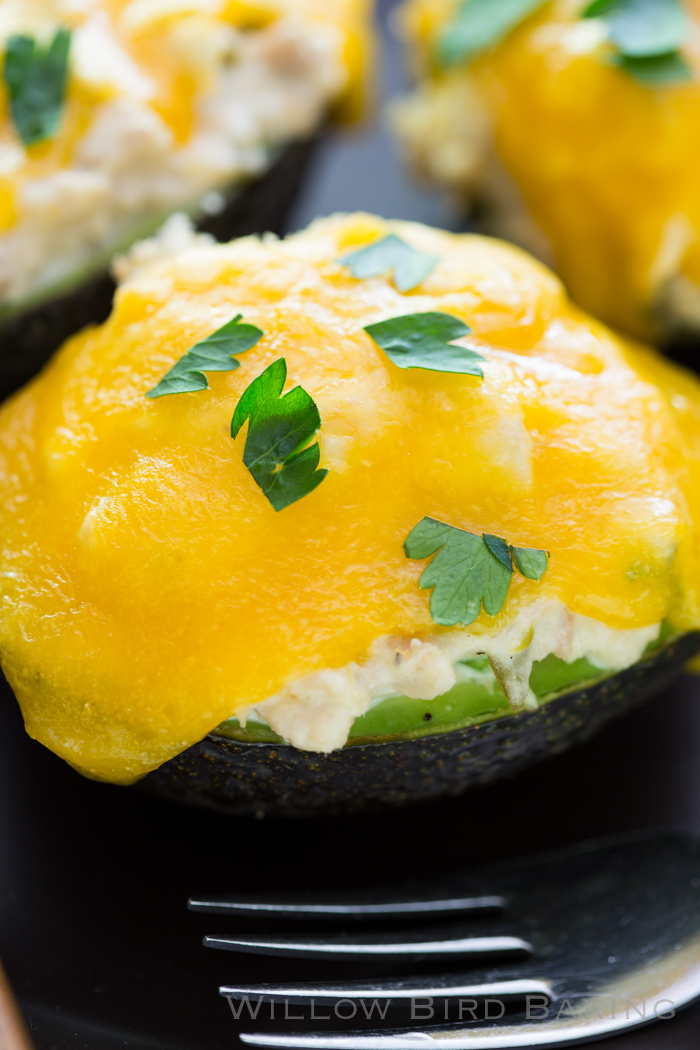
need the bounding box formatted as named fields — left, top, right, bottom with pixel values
left=0, top=6, right=350, bottom=312
left=214, top=601, right=663, bottom=752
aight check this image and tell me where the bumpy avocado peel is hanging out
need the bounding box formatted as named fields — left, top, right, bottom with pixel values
left=140, top=631, right=700, bottom=817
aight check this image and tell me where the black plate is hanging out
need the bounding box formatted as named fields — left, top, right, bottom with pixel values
left=2, top=2, right=700, bottom=1048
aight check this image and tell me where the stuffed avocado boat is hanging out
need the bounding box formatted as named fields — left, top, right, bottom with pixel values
left=0, top=0, right=369, bottom=400
left=1, top=211, right=700, bottom=816
left=392, top=0, right=700, bottom=347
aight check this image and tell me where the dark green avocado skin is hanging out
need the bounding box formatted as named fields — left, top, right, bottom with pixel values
left=0, top=137, right=319, bottom=404
left=139, top=632, right=700, bottom=818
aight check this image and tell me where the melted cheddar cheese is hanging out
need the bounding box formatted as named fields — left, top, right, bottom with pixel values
left=1, top=212, right=699, bottom=783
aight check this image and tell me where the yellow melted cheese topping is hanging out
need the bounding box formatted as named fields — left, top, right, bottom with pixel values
left=1, top=211, right=700, bottom=783
left=395, top=0, right=700, bottom=342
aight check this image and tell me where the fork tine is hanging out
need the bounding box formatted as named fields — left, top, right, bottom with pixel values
left=219, top=978, right=551, bottom=1004
left=188, top=895, right=504, bottom=919
left=204, top=933, right=531, bottom=959
left=235, top=1014, right=672, bottom=1050
left=240, top=1037, right=432, bottom=1049
left=237, top=964, right=700, bottom=1050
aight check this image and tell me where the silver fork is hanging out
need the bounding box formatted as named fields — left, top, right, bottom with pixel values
left=189, top=831, right=700, bottom=1047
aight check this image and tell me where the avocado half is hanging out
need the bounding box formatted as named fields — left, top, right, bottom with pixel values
left=0, top=137, right=319, bottom=404
left=139, top=631, right=700, bottom=818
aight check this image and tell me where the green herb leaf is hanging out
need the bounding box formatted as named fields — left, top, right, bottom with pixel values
left=404, top=517, right=549, bottom=626
left=404, top=518, right=512, bottom=626
left=582, top=0, right=692, bottom=85
left=482, top=534, right=513, bottom=571
left=146, top=314, right=264, bottom=398
left=4, top=29, right=71, bottom=146
left=364, top=312, right=485, bottom=377
left=615, top=50, right=692, bottom=83
left=231, top=357, right=328, bottom=512
left=511, top=546, right=549, bottom=580
left=438, top=0, right=547, bottom=67
left=582, top=0, right=688, bottom=58
left=339, top=234, right=439, bottom=292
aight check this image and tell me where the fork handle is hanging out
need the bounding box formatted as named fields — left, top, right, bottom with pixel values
left=0, top=959, right=34, bottom=1050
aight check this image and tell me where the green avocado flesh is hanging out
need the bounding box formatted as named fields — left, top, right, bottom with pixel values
left=211, top=650, right=629, bottom=747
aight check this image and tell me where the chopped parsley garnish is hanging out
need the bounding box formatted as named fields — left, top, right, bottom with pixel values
left=511, top=545, right=549, bottom=581
left=364, top=312, right=485, bottom=377
left=583, top=0, right=686, bottom=56
left=616, top=51, right=692, bottom=83
left=582, top=0, right=691, bottom=84
left=231, top=358, right=328, bottom=512
left=340, top=234, right=439, bottom=292
left=439, top=0, right=547, bottom=67
left=3, top=29, right=71, bottom=147
left=439, top=0, right=692, bottom=85
left=404, top=516, right=549, bottom=626
left=146, top=314, right=263, bottom=398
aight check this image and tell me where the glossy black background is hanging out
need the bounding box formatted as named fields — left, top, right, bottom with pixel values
left=3, top=1, right=700, bottom=1046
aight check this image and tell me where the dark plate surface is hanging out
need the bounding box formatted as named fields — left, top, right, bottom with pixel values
left=2, top=1, right=700, bottom=1048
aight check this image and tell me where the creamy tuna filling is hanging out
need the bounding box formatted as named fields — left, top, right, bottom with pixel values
left=0, top=13, right=346, bottom=308
left=232, top=601, right=660, bottom=752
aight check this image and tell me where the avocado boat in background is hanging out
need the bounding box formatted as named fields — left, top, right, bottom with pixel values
left=0, top=0, right=370, bottom=400
left=1, top=212, right=700, bottom=816
left=391, top=0, right=700, bottom=349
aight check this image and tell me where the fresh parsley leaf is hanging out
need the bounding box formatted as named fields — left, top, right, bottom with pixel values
left=482, top=534, right=513, bottom=571
left=231, top=358, right=328, bottom=512
left=364, top=312, right=485, bottom=377
left=582, top=0, right=688, bottom=57
left=582, top=0, right=692, bottom=84
left=4, top=29, right=71, bottom=146
left=339, top=235, right=439, bottom=292
left=615, top=50, right=692, bottom=83
left=438, top=0, right=547, bottom=67
left=404, top=518, right=511, bottom=626
left=404, top=517, right=549, bottom=626
left=146, top=314, right=263, bottom=398
left=582, top=0, right=616, bottom=14
left=511, top=546, right=549, bottom=580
